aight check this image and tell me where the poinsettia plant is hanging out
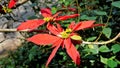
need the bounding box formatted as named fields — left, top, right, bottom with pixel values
left=17, top=8, right=104, bottom=67
left=17, top=8, right=79, bottom=31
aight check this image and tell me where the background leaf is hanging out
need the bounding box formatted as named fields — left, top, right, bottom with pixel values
left=86, top=44, right=99, bottom=54
left=99, top=45, right=110, bottom=52
left=87, top=36, right=97, bottom=41
left=100, top=56, right=108, bottom=64
left=107, top=60, right=118, bottom=68
left=94, top=10, right=107, bottom=15
left=112, top=1, right=120, bottom=8
left=80, top=15, right=97, bottom=20
left=111, top=44, right=120, bottom=54
left=102, top=27, right=112, bottom=38
left=51, top=7, right=57, bottom=14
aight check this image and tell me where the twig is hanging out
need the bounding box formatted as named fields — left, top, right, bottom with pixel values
left=0, top=29, right=49, bottom=33
left=95, top=5, right=113, bottom=41
left=83, top=32, right=120, bottom=45
left=0, top=29, right=119, bottom=45
left=16, top=0, right=29, bottom=7
left=0, top=29, right=28, bottom=32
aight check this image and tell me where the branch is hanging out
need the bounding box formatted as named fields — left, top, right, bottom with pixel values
left=0, top=29, right=48, bottom=33
left=0, top=29, right=28, bottom=32
left=82, top=32, right=120, bottom=45
left=0, top=29, right=119, bottom=45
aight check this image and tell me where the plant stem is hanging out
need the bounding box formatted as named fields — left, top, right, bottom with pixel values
left=95, top=6, right=113, bottom=41
left=0, top=29, right=28, bottom=32
left=75, top=0, right=81, bottom=22
left=75, top=0, right=80, bottom=13
left=0, top=28, right=119, bottom=45
left=0, top=29, right=49, bottom=33
left=83, top=32, right=120, bottom=45
left=95, top=16, right=103, bottom=41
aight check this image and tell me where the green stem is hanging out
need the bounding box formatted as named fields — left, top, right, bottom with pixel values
left=75, top=0, right=81, bottom=21
left=95, top=6, right=113, bottom=41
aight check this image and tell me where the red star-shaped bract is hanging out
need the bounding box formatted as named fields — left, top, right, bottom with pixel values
left=8, top=0, right=17, bottom=8
left=17, top=8, right=79, bottom=31
left=27, top=20, right=104, bottom=67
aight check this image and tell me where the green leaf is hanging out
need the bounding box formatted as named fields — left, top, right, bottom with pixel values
left=88, top=45, right=94, bottom=49
left=87, top=44, right=99, bottom=54
left=100, top=56, right=118, bottom=67
left=107, top=60, right=118, bottom=68
left=99, top=45, right=110, bottom=52
left=87, top=36, right=97, bottom=41
left=29, top=54, right=34, bottom=61
left=75, top=44, right=80, bottom=50
left=90, top=48, right=99, bottom=54
left=51, top=7, right=57, bottom=14
left=102, top=27, right=112, bottom=38
left=65, top=1, right=69, bottom=6
left=115, top=60, right=120, bottom=64
left=100, top=56, right=108, bottom=64
left=80, top=15, right=97, bottom=20
left=71, top=35, right=82, bottom=40
left=109, top=56, right=116, bottom=60
left=94, top=10, right=107, bottom=15
left=59, top=52, right=65, bottom=55
left=88, top=17, right=97, bottom=20
left=112, top=1, right=120, bottom=8
left=111, top=44, right=120, bottom=54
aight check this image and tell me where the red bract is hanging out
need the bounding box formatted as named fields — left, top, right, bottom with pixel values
left=55, top=14, right=79, bottom=21
left=8, top=0, right=17, bottom=8
left=17, top=8, right=79, bottom=31
left=17, top=19, right=45, bottom=31
left=27, top=20, right=104, bottom=67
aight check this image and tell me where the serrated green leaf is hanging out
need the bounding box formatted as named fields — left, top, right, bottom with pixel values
left=102, top=27, right=112, bottom=38
left=94, top=10, right=107, bottom=15
left=112, top=1, right=120, bottom=8
left=87, top=36, right=97, bottom=41
left=111, top=44, right=120, bottom=54
left=107, top=60, right=118, bottom=68
left=100, top=56, right=108, bottom=64
left=99, top=45, right=110, bottom=52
